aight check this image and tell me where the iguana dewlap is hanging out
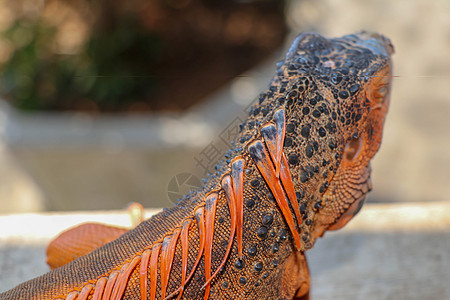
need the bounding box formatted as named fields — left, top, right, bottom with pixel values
left=1, top=31, right=394, bottom=300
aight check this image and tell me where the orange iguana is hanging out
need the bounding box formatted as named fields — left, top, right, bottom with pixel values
left=1, top=31, right=394, bottom=300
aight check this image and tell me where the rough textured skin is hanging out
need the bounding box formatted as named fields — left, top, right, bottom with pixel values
left=1, top=32, right=393, bottom=300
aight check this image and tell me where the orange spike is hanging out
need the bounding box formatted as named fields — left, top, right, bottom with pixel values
left=111, top=256, right=141, bottom=300
left=177, top=219, right=192, bottom=300
left=273, top=109, right=302, bottom=225
left=92, top=277, right=107, bottom=300
left=279, top=152, right=302, bottom=226
left=160, top=228, right=181, bottom=299
left=261, top=124, right=278, bottom=163
left=78, top=284, right=93, bottom=300
left=188, top=207, right=206, bottom=281
left=203, top=193, right=218, bottom=300
left=101, top=271, right=119, bottom=300
left=231, top=157, right=245, bottom=259
left=164, top=210, right=205, bottom=300
left=273, top=109, right=286, bottom=177
left=66, top=291, right=78, bottom=300
left=159, top=236, right=172, bottom=299
left=201, top=175, right=237, bottom=290
left=261, top=123, right=302, bottom=227
left=149, top=243, right=162, bottom=300
left=110, top=262, right=129, bottom=300
left=248, top=140, right=302, bottom=250
left=190, top=207, right=205, bottom=272
left=139, top=249, right=151, bottom=300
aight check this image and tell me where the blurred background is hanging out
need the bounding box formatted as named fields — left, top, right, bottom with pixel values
left=0, top=0, right=449, bottom=213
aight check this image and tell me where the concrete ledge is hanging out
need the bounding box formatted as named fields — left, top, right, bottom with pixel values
left=308, top=202, right=450, bottom=300
left=1, top=202, right=449, bottom=299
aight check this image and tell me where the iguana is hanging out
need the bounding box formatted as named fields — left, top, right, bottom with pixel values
left=0, top=31, right=394, bottom=300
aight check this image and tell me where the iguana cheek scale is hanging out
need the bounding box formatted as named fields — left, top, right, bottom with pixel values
left=1, top=31, right=394, bottom=300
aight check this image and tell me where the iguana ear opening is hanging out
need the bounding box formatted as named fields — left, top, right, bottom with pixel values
left=343, top=136, right=363, bottom=162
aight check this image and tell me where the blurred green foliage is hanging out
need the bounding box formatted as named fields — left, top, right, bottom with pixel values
left=0, top=17, right=161, bottom=112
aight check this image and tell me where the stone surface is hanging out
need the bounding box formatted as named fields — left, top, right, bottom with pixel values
left=1, top=202, right=449, bottom=298
left=308, top=202, right=450, bottom=299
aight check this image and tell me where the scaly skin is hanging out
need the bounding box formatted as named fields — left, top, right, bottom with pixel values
left=1, top=31, right=394, bottom=300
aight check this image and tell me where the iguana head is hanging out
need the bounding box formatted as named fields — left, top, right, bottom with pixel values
left=315, top=32, right=394, bottom=234
left=266, top=32, right=394, bottom=245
